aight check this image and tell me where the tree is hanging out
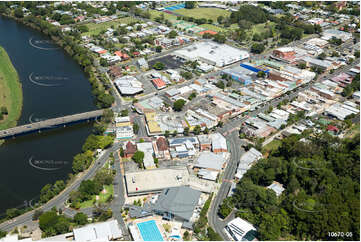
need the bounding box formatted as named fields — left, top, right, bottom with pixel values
left=164, top=130, right=170, bottom=138
left=133, top=123, right=139, bottom=134
left=188, top=92, right=197, bottom=100
left=6, top=208, right=20, bottom=219
left=153, top=61, right=165, bottom=70
left=168, top=30, right=178, bottom=39
left=213, top=33, right=226, bottom=43
left=185, top=1, right=196, bottom=9
left=204, top=127, right=209, bottom=134
left=0, top=230, right=6, bottom=239
left=317, top=52, right=326, bottom=60
left=180, top=71, right=193, bottom=80
left=14, top=8, right=24, bottom=18
left=216, top=80, right=225, bottom=89
left=120, top=109, right=128, bottom=117
left=100, top=58, right=108, bottom=67
left=173, top=99, right=186, bottom=112
left=39, top=211, right=58, bottom=232
left=207, top=227, right=223, bottom=241
left=193, top=125, right=201, bottom=135
left=172, top=130, right=178, bottom=137
left=73, top=212, right=88, bottom=225
left=217, top=16, right=224, bottom=24
left=297, top=62, right=307, bottom=69
left=155, top=45, right=162, bottom=53
left=119, top=147, right=124, bottom=157
left=257, top=71, right=266, bottom=78
left=132, top=151, right=144, bottom=168
left=251, top=43, right=265, bottom=54
left=33, top=210, right=43, bottom=221
left=183, top=127, right=190, bottom=136
left=0, top=106, right=8, bottom=115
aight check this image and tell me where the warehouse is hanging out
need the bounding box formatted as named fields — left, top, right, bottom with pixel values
left=174, top=41, right=249, bottom=67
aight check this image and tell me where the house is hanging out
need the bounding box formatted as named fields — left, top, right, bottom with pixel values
left=267, top=181, right=285, bottom=197
left=327, top=125, right=339, bottom=135
left=109, top=65, right=123, bottom=78
left=73, top=220, right=122, bottom=241
left=137, top=58, right=148, bottom=70
left=152, top=78, right=167, bottom=90
left=152, top=136, right=170, bottom=160
left=211, top=133, right=227, bottom=153
left=224, top=217, right=257, bottom=241
left=123, top=141, right=137, bottom=158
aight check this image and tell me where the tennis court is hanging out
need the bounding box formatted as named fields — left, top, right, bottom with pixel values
left=164, top=3, right=185, bottom=11
left=137, top=220, right=164, bottom=241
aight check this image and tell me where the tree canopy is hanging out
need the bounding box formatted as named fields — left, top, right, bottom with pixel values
left=220, top=132, right=360, bottom=240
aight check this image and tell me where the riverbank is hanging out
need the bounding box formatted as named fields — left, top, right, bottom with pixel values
left=0, top=46, right=22, bottom=131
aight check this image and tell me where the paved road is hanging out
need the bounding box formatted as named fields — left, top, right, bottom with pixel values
left=208, top=131, right=243, bottom=239
left=111, top=150, right=130, bottom=240
left=0, top=143, right=122, bottom=232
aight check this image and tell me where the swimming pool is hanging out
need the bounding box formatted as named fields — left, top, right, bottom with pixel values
left=137, top=220, right=164, bottom=241
left=164, top=3, right=185, bottom=11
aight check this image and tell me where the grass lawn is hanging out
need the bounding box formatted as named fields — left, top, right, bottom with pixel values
left=262, top=139, right=282, bottom=154
left=81, top=17, right=138, bottom=36
left=198, top=24, right=227, bottom=33
left=173, top=7, right=230, bottom=22
left=79, top=184, right=114, bottom=209
left=148, top=10, right=177, bottom=22
left=0, top=46, right=22, bottom=131
left=345, top=123, right=360, bottom=138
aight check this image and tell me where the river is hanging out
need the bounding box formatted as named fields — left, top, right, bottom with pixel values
left=0, top=17, right=97, bottom=213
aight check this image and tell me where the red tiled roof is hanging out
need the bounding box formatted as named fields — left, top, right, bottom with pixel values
left=125, top=141, right=137, bottom=154
left=97, top=50, right=107, bottom=54
left=114, top=51, right=122, bottom=57
left=156, top=137, right=169, bottom=151
left=327, top=125, right=339, bottom=132
left=152, top=78, right=166, bottom=89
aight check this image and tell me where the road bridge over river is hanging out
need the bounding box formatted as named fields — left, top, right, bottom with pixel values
left=0, top=109, right=104, bottom=139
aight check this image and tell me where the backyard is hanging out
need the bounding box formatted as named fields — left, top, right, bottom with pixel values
left=0, top=46, right=22, bottom=131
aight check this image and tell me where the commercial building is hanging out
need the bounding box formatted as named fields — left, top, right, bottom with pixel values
left=174, top=41, right=249, bottom=67
left=211, top=133, right=227, bottom=153
left=272, top=47, right=296, bottom=62
left=322, top=29, right=353, bottom=42
left=152, top=186, right=201, bottom=222
left=124, top=167, right=190, bottom=196
left=235, top=148, right=262, bottom=180
left=194, top=151, right=226, bottom=171
left=114, top=75, right=144, bottom=96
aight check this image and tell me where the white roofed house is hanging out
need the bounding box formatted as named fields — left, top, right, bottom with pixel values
left=73, top=220, right=122, bottom=241
left=224, top=217, right=257, bottom=241
left=267, top=181, right=285, bottom=197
